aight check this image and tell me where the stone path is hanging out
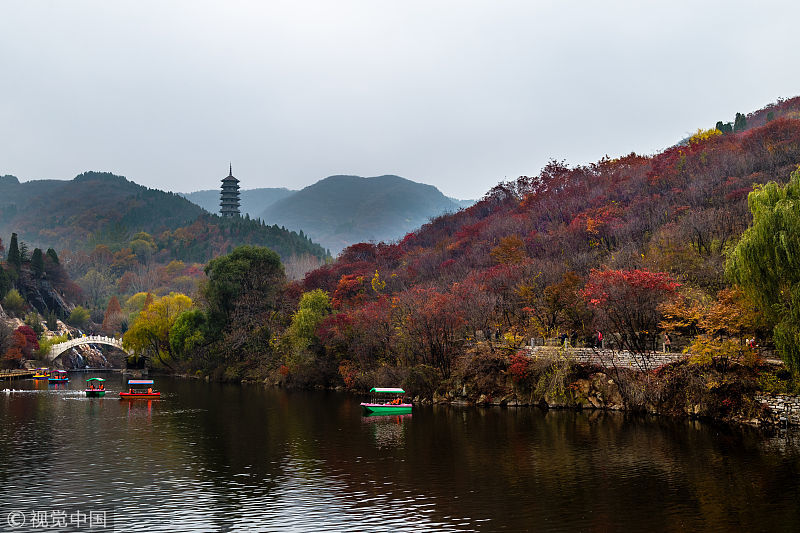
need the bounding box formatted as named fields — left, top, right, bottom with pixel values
left=525, top=346, right=784, bottom=371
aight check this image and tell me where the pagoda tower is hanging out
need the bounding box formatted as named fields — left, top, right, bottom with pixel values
left=220, top=164, right=240, bottom=217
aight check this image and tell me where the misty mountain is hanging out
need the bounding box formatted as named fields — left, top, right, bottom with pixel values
left=258, top=175, right=467, bottom=254
left=448, top=197, right=476, bottom=209
left=0, top=171, right=327, bottom=262
left=180, top=187, right=295, bottom=218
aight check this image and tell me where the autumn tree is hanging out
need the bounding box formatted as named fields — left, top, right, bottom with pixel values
left=3, top=329, right=25, bottom=368
left=344, top=296, right=397, bottom=368
left=285, top=289, right=331, bottom=370
left=123, top=292, right=193, bottom=368
left=396, top=287, right=465, bottom=378
left=78, top=269, right=113, bottom=310
left=0, top=321, right=13, bottom=363
left=287, top=289, right=331, bottom=350
left=453, top=274, right=498, bottom=350
left=15, top=325, right=39, bottom=357
left=582, top=269, right=679, bottom=355
left=661, top=287, right=767, bottom=367
left=519, top=271, right=588, bottom=339
left=490, top=235, right=527, bottom=265
left=727, top=169, right=800, bottom=371
left=101, top=295, right=124, bottom=334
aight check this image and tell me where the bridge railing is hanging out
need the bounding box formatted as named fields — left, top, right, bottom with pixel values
left=47, top=335, right=129, bottom=361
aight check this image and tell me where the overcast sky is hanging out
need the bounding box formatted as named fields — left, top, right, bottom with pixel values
left=2, top=1, right=799, bottom=199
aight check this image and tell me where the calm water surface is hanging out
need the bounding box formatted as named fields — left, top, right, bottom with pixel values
left=1, top=374, right=799, bottom=532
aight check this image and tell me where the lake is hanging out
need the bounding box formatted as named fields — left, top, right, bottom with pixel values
left=1, top=374, right=799, bottom=531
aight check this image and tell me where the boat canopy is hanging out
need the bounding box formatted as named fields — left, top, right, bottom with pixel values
left=128, top=379, right=154, bottom=385
left=54, top=370, right=67, bottom=374
left=86, top=377, right=106, bottom=382
left=369, top=387, right=405, bottom=394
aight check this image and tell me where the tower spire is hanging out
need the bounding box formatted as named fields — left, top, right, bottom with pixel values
left=220, top=163, right=241, bottom=217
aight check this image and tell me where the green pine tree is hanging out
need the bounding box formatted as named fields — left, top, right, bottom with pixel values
left=31, top=248, right=44, bottom=278
left=46, top=248, right=60, bottom=265
left=7, top=233, right=20, bottom=269
left=734, top=112, right=747, bottom=132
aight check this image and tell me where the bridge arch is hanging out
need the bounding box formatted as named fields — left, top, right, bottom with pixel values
left=46, top=335, right=132, bottom=362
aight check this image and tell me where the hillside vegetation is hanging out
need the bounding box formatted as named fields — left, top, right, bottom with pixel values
left=0, top=172, right=329, bottom=337
left=0, top=172, right=326, bottom=263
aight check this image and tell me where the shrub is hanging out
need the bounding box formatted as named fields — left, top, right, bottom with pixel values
left=2, top=289, right=25, bottom=317
left=67, top=306, right=91, bottom=328
left=508, top=351, right=532, bottom=384
left=24, top=312, right=44, bottom=335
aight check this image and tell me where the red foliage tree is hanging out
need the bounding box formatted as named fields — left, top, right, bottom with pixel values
left=396, top=287, right=465, bottom=378
left=582, top=269, right=679, bottom=354
left=15, top=325, right=39, bottom=357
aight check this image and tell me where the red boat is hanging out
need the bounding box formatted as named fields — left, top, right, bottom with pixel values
left=119, top=379, right=161, bottom=399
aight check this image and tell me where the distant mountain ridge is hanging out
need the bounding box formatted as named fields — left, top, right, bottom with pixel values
left=179, top=187, right=295, bottom=218
left=0, top=171, right=327, bottom=263
left=257, top=175, right=468, bottom=254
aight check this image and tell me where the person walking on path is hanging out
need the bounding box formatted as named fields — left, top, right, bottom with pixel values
left=664, top=332, right=671, bottom=353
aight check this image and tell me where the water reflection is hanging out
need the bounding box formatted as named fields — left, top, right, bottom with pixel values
left=361, top=414, right=411, bottom=448
left=1, top=376, right=800, bottom=531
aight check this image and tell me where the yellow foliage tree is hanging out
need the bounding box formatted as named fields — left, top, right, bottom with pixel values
left=660, top=287, right=766, bottom=367
left=490, top=235, right=527, bottom=265
left=123, top=292, right=193, bottom=368
left=688, top=127, right=722, bottom=146
left=370, top=270, right=386, bottom=294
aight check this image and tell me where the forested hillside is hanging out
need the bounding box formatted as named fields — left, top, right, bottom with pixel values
left=278, top=97, right=800, bottom=381
left=137, top=96, right=800, bottom=407
left=0, top=172, right=326, bottom=262
left=0, top=171, right=329, bottom=336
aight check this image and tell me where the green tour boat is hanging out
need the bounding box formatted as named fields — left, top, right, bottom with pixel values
left=85, top=378, right=106, bottom=397
left=360, top=388, right=412, bottom=415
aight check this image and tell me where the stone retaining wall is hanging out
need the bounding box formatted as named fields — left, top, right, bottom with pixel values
left=525, top=346, right=686, bottom=370
left=755, top=394, right=800, bottom=426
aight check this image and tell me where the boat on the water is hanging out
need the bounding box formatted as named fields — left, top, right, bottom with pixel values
left=85, top=377, right=106, bottom=397
left=119, top=379, right=161, bottom=399
left=360, top=387, right=412, bottom=414
left=33, top=368, right=50, bottom=380
left=48, top=370, right=69, bottom=383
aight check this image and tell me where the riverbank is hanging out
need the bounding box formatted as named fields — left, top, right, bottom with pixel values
left=202, top=346, right=791, bottom=430
left=161, top=339, right=800, bottom=430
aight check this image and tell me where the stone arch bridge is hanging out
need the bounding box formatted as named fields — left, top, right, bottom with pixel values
left=46, top=335, right=132, bottom=362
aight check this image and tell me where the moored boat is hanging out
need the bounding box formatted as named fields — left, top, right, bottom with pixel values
left=360, top=387, right=412, bottom=414
left=33, top=368, right=50, bottom=380
left=48, top=370, right=69, bottom=383
left=85, top=377, right=106, bottom=397
left=119, top=379, right=161, bottom=399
